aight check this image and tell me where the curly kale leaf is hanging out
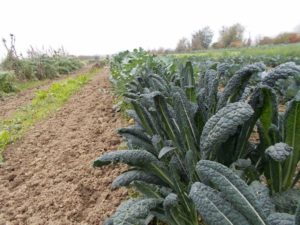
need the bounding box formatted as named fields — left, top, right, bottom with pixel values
left=163, top=193, right=178, bottom=211
left=93, top=150, right=161, bottom=168
left=200, top=102, right=254, bottom=159
left=118, top=127, right=157, bottom=155
left=267, top=213, right=295, bottom=225
left=196, top=160, right=269, bottom=225
left=262, top=62, right=300, bottom=87
left=104, top=198, right=162, bottom=225
left=272, top=189, right=300, bottom=214
left=189, top=182, right=250, bottom=225
left=296, top=203, right=300, bottom=225
left=265, top=143, right=293, bottom=162
left=132, top=181, right=172, bottom=198
left=217, top=62, right=266, bottom=110
left=282, top=91, right=300, bottom=189
left=249, top=181, right=275, bottom=216
left=112, top=170, right=164, bottom=189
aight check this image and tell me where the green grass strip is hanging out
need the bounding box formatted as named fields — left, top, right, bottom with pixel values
left=172, top=43, right=300, bottom=59
left=14, top=79, right=50, bottom=92
left=0, top=68, right=100, bottom=162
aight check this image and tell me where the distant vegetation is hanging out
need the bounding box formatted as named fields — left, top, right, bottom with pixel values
left=173, top=43, right=300, bottom=59
left=0, top=71, right=17, bottom=95
left=150, top=23, right=300, bottom=55
left=0, top=34, right=83, bottom=96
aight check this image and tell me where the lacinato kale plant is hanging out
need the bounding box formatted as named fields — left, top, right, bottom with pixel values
left=94, top=51, right=300, bottom=225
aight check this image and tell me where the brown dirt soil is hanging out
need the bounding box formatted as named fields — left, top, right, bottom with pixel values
left=0, top=66, right=93, bottom=120
left=0, top=68, right=127, bottom=225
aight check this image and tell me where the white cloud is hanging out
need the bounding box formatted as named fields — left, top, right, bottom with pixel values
left=0, top=0, right=299, bottom=58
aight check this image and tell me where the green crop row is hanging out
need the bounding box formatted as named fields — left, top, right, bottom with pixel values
left=95, top=50, right=300, bottom=225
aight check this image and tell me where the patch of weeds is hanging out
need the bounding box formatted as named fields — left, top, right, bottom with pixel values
left=14, top=79, right=49, bottom=91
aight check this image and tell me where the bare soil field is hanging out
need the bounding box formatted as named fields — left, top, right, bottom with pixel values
left=0, top=68, right=126, bottom=225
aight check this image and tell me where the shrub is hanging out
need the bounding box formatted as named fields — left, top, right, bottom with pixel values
left=1, top=35, right=83, bottom=81
left=0, top=71, right=17, bottom=94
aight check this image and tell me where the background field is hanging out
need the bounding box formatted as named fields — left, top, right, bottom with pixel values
left=172, top=43, right=300, bottom=58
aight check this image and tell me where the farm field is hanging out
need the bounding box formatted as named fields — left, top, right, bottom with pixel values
left=0, top=43, right=300, bottom=225
left=0, top=43, right=299, bottom=225
left=1, top=0, right=300, bottom=223
left=172, top=42, right=300, bottom=59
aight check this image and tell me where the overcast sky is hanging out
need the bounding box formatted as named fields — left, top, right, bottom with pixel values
left=0, top=0, right=299, bottom=58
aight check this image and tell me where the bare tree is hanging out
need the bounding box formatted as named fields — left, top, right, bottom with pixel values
left=175, top=37, right=190, bottom=53
left=219, top=23, right=245, bottom=47
left=2, top=34, right=18, bottom=58
left=191, top=27, right=214, bottom=50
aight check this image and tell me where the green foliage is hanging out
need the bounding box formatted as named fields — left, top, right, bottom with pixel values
left=0, top=71, right=17, bottom=94
left=14, top=79, right=48, bottom=92
left=95, top=50, right=300, bottom=224
left=111, top=171, right=164, bottom=190
left=262, top=62, right=300, bottom=88
left=272, top=189, right=300, bottom=214
left=173, top=43, right=300, bottom=62
left=200, top=102, right=254, bottom=163
left=282, top=91, right=300, bottom=189
left=217, top=62, right=266, bottom=110
left=0, top=130, right=10, bottom=161
left=249, top=181, right=275, bottom=216
left=189, top=182, right=251, bottom=225
left=196, top=160, right=269, bottom=225
left=109, top=48, right=176, bottom=112
left=104, top=198, right=162, bottom=225
left=296, top=203, right=300, bottom=225
left=265, top=143, right=293, bottom=193
left=110, top=48, right=156, bottom=95
left=8, top=55, right=83, bottom=80
left=1, top=35, right=83, bottom=81
left=93, top=150, right=162, bottom=168
left=249, top=86, right=300, bottom=192
left=190, top=161, right=298, bottom=225
left=267, top=213, right=295, bottom=225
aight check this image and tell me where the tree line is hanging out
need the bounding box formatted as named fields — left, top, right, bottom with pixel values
left=149, top=23, right=300, bottom=54
left=176, top=24, right=246, bottom=53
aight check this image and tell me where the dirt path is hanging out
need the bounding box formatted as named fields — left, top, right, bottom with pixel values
left=0, top=68, right=127, bottom=225
left=0, top=66, right=93, bottom=120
